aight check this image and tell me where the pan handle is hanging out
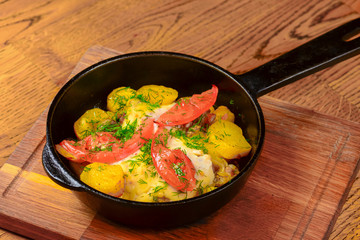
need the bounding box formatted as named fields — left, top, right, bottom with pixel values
left=237, top=18, right=360, bottom=98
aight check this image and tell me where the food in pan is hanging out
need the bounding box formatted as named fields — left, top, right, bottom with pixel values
left=56, top=84, right=251, bottom=202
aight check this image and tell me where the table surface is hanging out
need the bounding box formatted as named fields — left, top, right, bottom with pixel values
left=0, top=0, right=359, bottom=239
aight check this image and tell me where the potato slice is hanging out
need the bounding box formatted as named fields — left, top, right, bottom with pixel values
left=74, top=108, right=113, bottom=139
left=107, top=87, right=136, bottom=112
left=80, top=162, right=125, bottom=197
left=136, top=85, right=178, bottom=105
left=122, top=98, right=154, bottom=126
left=207, top=120, right=251, bottom=159
left=213, top=106, right=235, bottom=122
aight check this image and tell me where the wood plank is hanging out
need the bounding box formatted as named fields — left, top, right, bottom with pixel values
left=343, top=0, right=360, bottom=13
left=0, top=45, right=59, bottom=166
left=0, top=46, right=359, bottom=239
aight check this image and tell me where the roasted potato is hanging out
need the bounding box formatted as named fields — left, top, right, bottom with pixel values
left=107, top=87, right=136, bottom=112
left=136, top=85, right=178, bottom=105
left=213, top=105, right=235, bottom=122
left=122, top=98, right=153, bottom=125
left=80, top=162, right=125, bottom=197
left=206, top=120, right=251, bottom=159
left=74, top=108, right=114, bottom=139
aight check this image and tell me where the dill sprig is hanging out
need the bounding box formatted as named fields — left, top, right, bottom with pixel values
left=97, top=119, right=138, bottom=143
left=170, top=129, right=209, bottom=154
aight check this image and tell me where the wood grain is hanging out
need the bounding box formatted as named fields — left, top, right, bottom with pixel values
left=344, top=0, right=360, bottom=12
left=0, top=0, right=359, bottom=239
left=1, top=0, right=358, bottom=164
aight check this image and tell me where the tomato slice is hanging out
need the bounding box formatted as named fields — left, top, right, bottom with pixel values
left=56, top=139, right=87, bottom=163
left=156, top=85, right=218, bottom=126
left=151, top=127, right=196, bottom=191
left=56, top=118, right=154, bottom=164
left=113, top=117, right=154, bottom=160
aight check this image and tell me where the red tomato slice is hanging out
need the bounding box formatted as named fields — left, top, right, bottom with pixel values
left=151, top=127, right=196, bottom=192
left=56, top=118, right=154, bottom=164
left=112, top=117, right=154, bottom=161
left=156, top=85, right=218, bottom=126
left=56, top=139, right=87, bottom=163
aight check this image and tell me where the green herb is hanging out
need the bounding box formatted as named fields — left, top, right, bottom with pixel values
left=112, top=87, right=135, bottom=110
left=150, top=169, right=157, bottom=178
left=153, top=185, right=166, bottom=193
left=138, top=179, right=147, bottom=184
left=172, top=162, right=185, bottom=177
left=170, top=129, right=208, bottom=154
left=196, top=180, right=205, bottom=195
left=224, top=130, right=231, bottom=137
left=128, top=159, right=140, bottom=173
left=80, top=129, right=95, bottom=138
left=97, top=119, right=138, bottom=143
left=133, top=93, right=161, bottom=111
left=93, top=146, right=102, bottom=152
left=97, top=165, right=105, bottom=172
left=178, top=175, right=188, bottom=183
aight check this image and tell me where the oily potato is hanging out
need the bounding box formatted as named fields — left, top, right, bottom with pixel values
left=122, top=98, right=153, bottom=125
left=206, top=120, right=251, bottom=159
left=213, top=106, right=235, bottom=122
left=107, top=87, right=136, bottom=112
left=74, top=108, right=114, bottom=139
left=136, top=85, right=178, bottom=105
left=80, top=162, right=125, bottom=197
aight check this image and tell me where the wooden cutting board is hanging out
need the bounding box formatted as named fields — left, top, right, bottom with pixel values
left=1, top=46, right=360, bottom=240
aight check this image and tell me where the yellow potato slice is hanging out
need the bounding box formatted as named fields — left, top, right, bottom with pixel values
left=74, top=108, right=113, bottom=139
left=136, top=85, right=178, bottom=105
left=107, top=87, right=136, bottom=112
left=207, top=120, right=251, bottom=159
left=80, top=162, right=125, bottom=197
left=122, top=98, right=153, bottom=126
left=213, top=105, right=235, bottom=122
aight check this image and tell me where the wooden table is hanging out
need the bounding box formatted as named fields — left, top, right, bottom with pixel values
left=1, top=0, right=359, bottom=239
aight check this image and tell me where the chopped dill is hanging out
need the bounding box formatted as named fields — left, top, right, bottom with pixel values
left=83, top=166, right=91, bottom=172
left=138, top=179, right=147, bottom=184
left=169, top=129, right=208, bottom=154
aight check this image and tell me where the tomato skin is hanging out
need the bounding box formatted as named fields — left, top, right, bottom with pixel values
left=56, top=140, right=87, bottom=163
left=156, top=85, right=218, bottom=126
left=151, top=127, right=196, bottom=192
left=56, top=118, right=154, bottom=164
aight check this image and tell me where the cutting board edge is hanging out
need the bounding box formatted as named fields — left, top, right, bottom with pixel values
left=324, top=157, right=360, bottom=238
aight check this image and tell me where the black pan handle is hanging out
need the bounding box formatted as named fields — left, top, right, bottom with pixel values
left=42, top=141, right=84, bottom=190
left=238, top=18, right=360, bottom=98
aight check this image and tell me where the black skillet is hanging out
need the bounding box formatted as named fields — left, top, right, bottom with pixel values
left=42, top=18, right=360, bottom=227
